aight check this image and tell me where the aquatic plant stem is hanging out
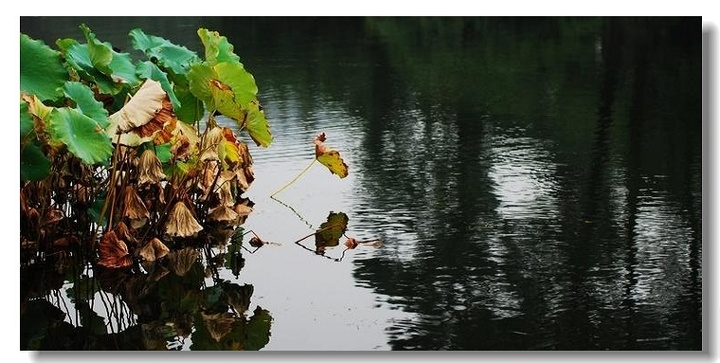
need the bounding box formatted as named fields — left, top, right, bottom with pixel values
left=270, top=158, right=316, bottom=198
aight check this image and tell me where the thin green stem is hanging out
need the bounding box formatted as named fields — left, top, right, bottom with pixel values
left=270, top=158, right=316, bottom=198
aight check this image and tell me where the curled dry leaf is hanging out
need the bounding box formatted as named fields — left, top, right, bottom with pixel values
left=313, top=132, right=348, bottom=178
left=113, top=221, right=137, bottom=247
left=200, top=127, right=224, bottom=162
left=137, top=149, right=166, bottom=185
left=170, top=134, right=192, bottom=161
left=165, top=201, right=203, bottom=237
left=207, top=205, right=239, bottom=223
left=138, top=237, right=170, bottom=262
left=123, top=185, right=150, bottom=220
left=233, top=203, right=253, bottom=217
left=53, top=235, right=79, bottom=249
left=97, top=231, right=133, bottom=269
left=107, top=79, right=177, bottom=146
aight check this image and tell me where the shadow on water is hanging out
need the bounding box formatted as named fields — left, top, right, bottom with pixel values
left=20, top=16, right=703, bottom=351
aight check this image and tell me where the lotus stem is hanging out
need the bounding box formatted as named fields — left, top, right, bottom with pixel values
left=270, top=158, right=316, bottom=198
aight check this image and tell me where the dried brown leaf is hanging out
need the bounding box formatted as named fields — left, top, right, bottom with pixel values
left=138, top=149, right=166, bottom=185
left=165, top=201, right=203, bottom=237
left=138, top=237, right=170, bottom=262
left=97, top=231, right=133, bottom=269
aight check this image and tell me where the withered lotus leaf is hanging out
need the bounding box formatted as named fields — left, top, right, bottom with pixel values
left=97, top=231, right=133, bottom=269
left=313, top=132, right=348, bottom=179
left=123, top=185, right=150, bottom=220
left=233, top=203, right=253, bottom=217
left=167, top=247, right=200, bottom=276
left=138, top=237, right=170, bottom=262
left=106, top=79, right=177, bottom=146
left=108, top=79, right=165, bottom=133
left=208, top=205, right=239, bottom=223
left=165, top=201, right=203, bottom=237
left=170, top=134, right=192, bottom=161
left=201, top=311, right=237, bottom=342
left=199, top=127, right=223, bottom=161
left=113, top=221, right=137, bottom=247
left=42, top=209, right=64, bottom=225
left=138, top=149, right=166, bottom=185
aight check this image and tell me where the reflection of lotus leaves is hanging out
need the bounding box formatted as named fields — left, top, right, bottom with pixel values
left=167, top=248, right=200, bottom=277
left=201, top=311, right=237, bottom=342
left=220, top=282, right=253, bottom=314
left=315, top=212, right=349, bottom=248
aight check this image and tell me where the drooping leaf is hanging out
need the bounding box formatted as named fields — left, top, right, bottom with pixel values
left=129, top=28, right=200, bottom=78
left=315, top=212, right=349, bottom=248
left=20, top=143, right=51, bottom=181
left=97, top=231, right=133, bottom=269
left=137, top=61, right=181, bottom=109
left=165, top=201, right=203, bottom=238
left=243, top=101, right=272, bottom=147
left=197, top=28, right=241, bottom=65
left=20, top=34, right=68, bottom=101
left=63, top=81, right=109, bottom=127
left=48, top=107, right=113, bottom=165
left=314, top=133, right=348, bottom=178
left=214, top=62, right=257, bottom=106
left=138, top=238, right=170, bottom=262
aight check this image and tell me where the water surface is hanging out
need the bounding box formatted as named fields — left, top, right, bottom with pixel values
left=20, top=17, right=702, bottom=350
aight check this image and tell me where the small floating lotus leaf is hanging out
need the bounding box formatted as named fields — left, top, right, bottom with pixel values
left=123, top=185, right=150, bottom=220
left=315, top=212, right=349, bottom=248
left=138, top=237, right=170, bottom=262
left=314, top=132, right=348, bottom=178
left=137, top=148, right=166, bottom=185
left=167, top=247, right=200, bottom=276
left=208, top=205, right=239, bottom=223
left=201, top=311, right=236, bottom=342
left=97, top=231, right=133, bottom=269
left=165, top=201, right=203, bottom=237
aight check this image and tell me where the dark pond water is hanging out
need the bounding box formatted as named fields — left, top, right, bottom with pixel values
left=20, top=17, right=703, bottom=350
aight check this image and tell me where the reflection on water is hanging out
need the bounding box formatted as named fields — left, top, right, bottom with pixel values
left=21, top=17, right=702, bottom=350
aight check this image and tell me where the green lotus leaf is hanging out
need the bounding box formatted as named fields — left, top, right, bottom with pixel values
left=174, top=86, right=204, bottom=123
left=57, top=38, right=120, bottom=95
left=20, top=101, right=34, bottom=141
left=80, top=24, right=113, bottom=75
left=20, top=34, right=68, bottom=101
left=188, top=62, right=257, bottom=120
left=130, top=28, right=200, bottom=78
left=243, top=101, right=272, bottom=147
left=108, top=49, right=141, bottom=86
left=137, top=61, right=181, bottom=109
left=197, top=28, right=241, bottom=65
left=315, top=212, right=349, bottom=248
left=20, top=142, right=51, bottom=181
left=48, top=107, right=113, bottom=165
left=215, top=62, right=257, bottom=106
left=63, top=81, right=108, bottom=127
left=154, top=142, right=172, bottom=163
